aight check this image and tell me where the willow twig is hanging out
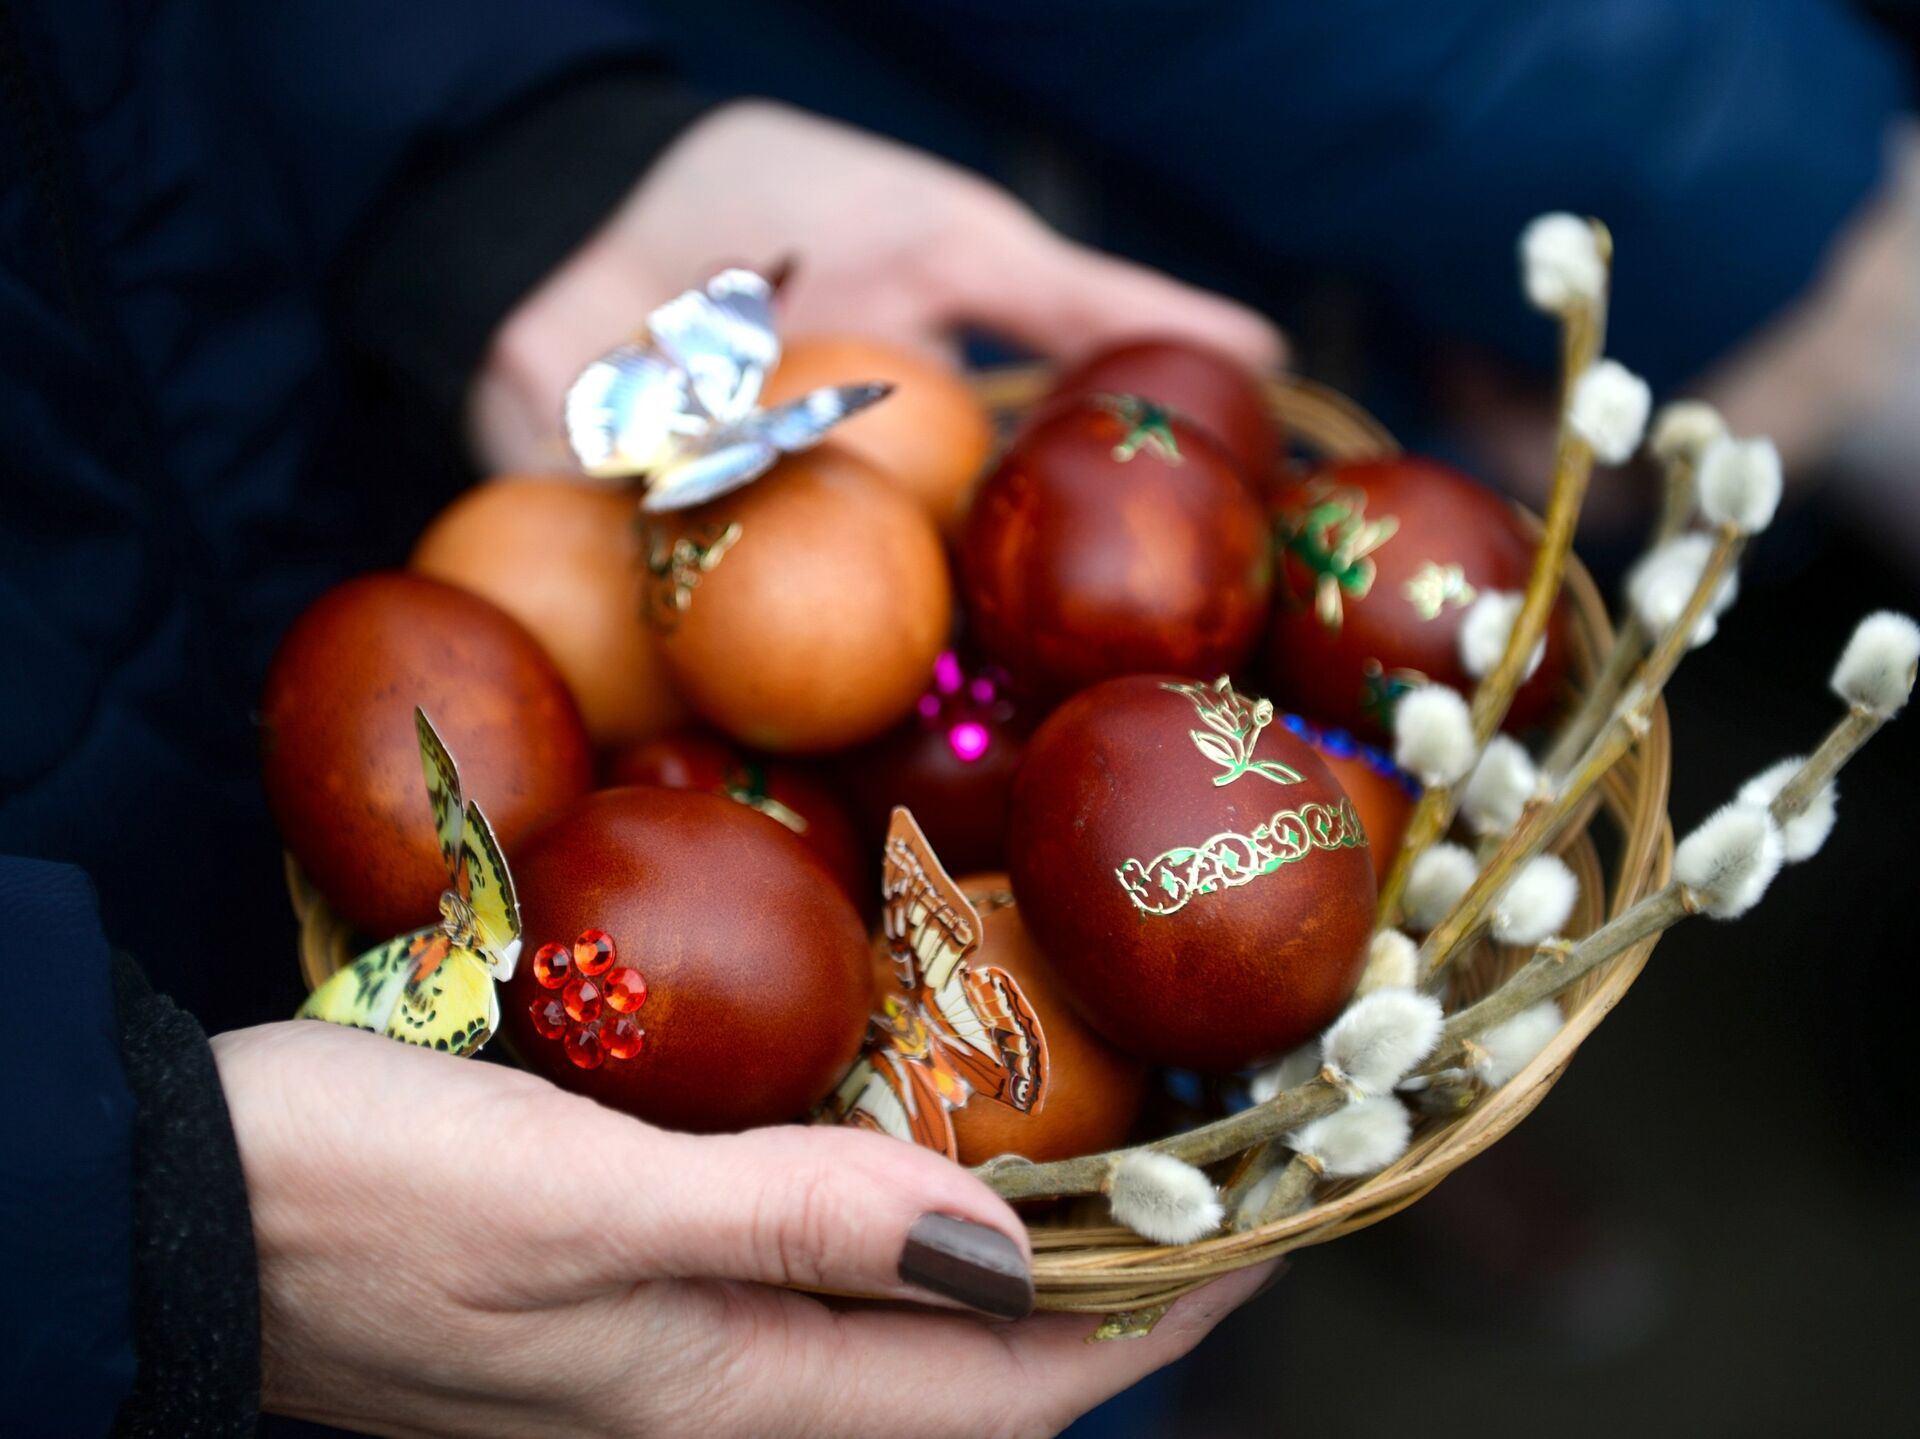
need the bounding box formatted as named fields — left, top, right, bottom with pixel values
left=1545, top=613, right=1646, bottom=779
left=1379, top=220, right=1611, bottom=922
left=1545, top=447, right=1700, bottom=777
left=1773, top=705, right=1881, bottom=816
left=1230, top=1154, right=1319, bottom=1232
left=1415, top=705, right=1884, bottom=1077
left=977, top=1077, right=1346, bottom=1202
left=1416, top=523, right=1741, bottom=981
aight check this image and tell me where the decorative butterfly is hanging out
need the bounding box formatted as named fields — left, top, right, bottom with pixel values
left=297, top=709, right=522, bottom=1057
left=563, top=267, right=892, bottom=512
left=822, top=808, right=1049, bottom=1160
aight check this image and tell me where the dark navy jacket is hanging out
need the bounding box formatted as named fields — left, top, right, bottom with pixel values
left=0, top=1, right=1905, bottom=1432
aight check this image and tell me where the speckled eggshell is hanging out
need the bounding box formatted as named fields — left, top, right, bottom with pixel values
left=960, top=396, right=1273, bottom=701
left=260, top=572, right=593, bottom=937
left=500, top=786, right=871, bottom=1132
left=946, top=876, right=1148, bottom=1165
left=1046, top=337, right=1281, bottom=481
left=1263, top=456, right=1566, bottom=742
left=651, top=444, right=952, bottom=753
left=1007, top=675, right=1377, bottom=1070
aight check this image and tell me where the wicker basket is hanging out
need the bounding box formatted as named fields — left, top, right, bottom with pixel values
left=291, top=371, right=1673, bottom=1323
left=970, top=367, right=1673, bottom=1320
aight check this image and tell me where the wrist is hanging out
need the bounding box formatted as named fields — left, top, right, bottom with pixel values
left=113, top=961, right=261, bottom=1437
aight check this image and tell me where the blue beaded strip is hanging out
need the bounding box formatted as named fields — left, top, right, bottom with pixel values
left=1280, top=711, right=1420, bottom=798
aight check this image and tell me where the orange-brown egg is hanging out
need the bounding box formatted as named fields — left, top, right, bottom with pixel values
left=946, top=876, right=1148, bottom=1165
left=647, top=444, right=953, bottom=753
left=410, top=476, right=683, bottom=748
left=762, top=336, right=993, bottom=535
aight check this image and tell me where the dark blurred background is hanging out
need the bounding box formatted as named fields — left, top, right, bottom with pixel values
left=9, top=0, right=1919, bottom=1432
left=634, top=3, right=1920, bottom=1433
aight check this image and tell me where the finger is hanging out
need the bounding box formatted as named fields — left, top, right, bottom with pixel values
left=599, top=1122, right=1037, bottom=1319
left=760, top=1261, right=1282, bottom=1438
left=936, top=212, right=1287, bottom=372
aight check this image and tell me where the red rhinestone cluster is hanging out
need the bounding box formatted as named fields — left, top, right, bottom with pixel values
left=529, top=928, right=647, bottom=1069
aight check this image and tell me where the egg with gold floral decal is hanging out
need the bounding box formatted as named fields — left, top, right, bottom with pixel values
left=642, top=444, right=952, bottom=753
left=498, top=786, right=871, bottom=1131
left=959, top=393, right=1272, bottom=702
left=1262, top=456, right=1566, bottom=741
left=1007, top=674, right=1376, bottom=1070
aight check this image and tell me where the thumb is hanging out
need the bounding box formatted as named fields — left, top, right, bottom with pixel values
left=942, top=209, right=1287, bottom=372
left=606, top=1123, right=1037, bottom=1320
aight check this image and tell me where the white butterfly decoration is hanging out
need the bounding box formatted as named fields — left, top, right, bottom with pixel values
left=563, top=268, right=891, bottom=512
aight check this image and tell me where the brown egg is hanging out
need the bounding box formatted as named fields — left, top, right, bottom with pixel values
left=1007, top=674, right=1377, bottom=1070
left=960, top=394, right=1272, bottom=701
left=260, top=572, right=593, bottom=937
left=499, top=787, right=871, bottom=1131
left=1282, top=713, right=1418, bottom=879
left=1263, top=456, right=1567, bottom=741
left=943, top=876, right=1148, bottom=1165
left=762, top=336, right=994, bottom=534
left=841, top=650, right=1027, bottom=876
left=1047, top=337, right=1281, bottom=481
left=647, top=444, right=952, bottom=753
left=409, top=476, right=683, bottom=748
left=606, top=727, right=867, bottom=907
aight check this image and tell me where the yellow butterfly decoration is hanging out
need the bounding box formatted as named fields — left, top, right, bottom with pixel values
left=297, top=708, right=522, bottom=1057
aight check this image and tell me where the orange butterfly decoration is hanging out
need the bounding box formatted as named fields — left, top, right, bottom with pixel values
left=823, top=808, right=1050, bottom=1159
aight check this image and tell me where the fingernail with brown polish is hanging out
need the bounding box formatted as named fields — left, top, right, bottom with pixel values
left=899, top=1214, right=1034, bottom=1320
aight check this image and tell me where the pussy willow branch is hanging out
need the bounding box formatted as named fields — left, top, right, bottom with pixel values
left=976, top=1077, right=1347, bottom=1202
left=1230, top=1154, right=1319, bottom=1232
left=1774, top=704, right=1882, bottom=815
left=975, top=672, right=1895, bottom=1209
left=1544, top=447, right=1701, bottom=777
left=1412, top=702, right=1887, bottom=1076
left=1416, top=524, right=1742, bottom=981
left=1379, top=220, right=1612, bottom=923
left=1652, top=447, right=1701, bottom=547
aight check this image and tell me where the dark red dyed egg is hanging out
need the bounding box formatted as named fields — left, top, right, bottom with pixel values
left=842, top=651, right=1026, bottom=876
left=1007, top=674, right=1377, bottom=1070
left=1047, top=337, right=1281, bottom=480
left=960, top=394, right=1272, bottom=701
left=605, top=728, right=866, bottom=906
left=260, top=572, right=592, bottom=937
left=1263, top=457, right=1565, bottom=742
left=499, top=787, right=871, bottom=1132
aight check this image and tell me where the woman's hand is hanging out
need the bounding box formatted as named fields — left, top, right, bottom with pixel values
left=216, top=1021, right=1270, bottom=1439
left=470, top=99, right=1283, bottom=473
